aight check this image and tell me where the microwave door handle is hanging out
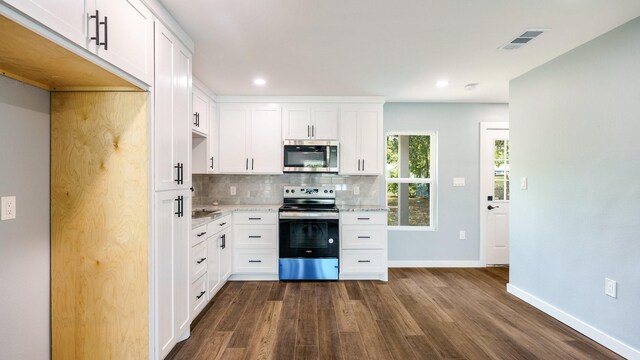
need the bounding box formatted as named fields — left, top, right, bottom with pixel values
left=326, top=146, right=331, bottom=167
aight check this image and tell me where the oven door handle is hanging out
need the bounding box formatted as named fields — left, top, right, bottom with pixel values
left=279, top=212, right=339, bottom=220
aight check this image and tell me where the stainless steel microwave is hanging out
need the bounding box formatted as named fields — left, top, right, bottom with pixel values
left=283, top=140, right=339, bottom=173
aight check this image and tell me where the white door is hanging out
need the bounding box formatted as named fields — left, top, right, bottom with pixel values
left=192, top=88, right=209, bottom=135
left=283, top=104, right=310, bottom=139
left=5, top=0, right=89, bottom=47
left=218, top=104, right=249, bottom=173
left=173, top=44, right=192, bottom=189
left=95, top=0, right=153, bottom=85
left=174, top=191, right=191, bottom=340
left=250, top=105, right=282, bottom=174
left=359, top=105, right=382, bottom=175
left=481, top=124, right=510, bottom=265
left=311, top=104, right=338, bottom=140
left=220, top=228, right=232, bottom=281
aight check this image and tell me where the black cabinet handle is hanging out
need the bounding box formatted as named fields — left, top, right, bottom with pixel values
left=196, top=291, right=205, bottom=299
left=248, top=235, right=261, bottom=239
left=358, top=260, right=371, bottom=263
left=220, top=234, right=226, bottom=249
left=101, top=15, right=108, bottom=50
left=312, top=125, right=315, bottom=137
left=249, top=260, right=262, bottom=263
left=248, top=217, right=261, bottom=220
left=357, top=217, right=370, bottom=220
left=357, top=236, right=371, bottom=239
left=358, top=159, right=361, bottom=171
left=196, top=232, right=206, bottom=237
left=251, top=158, right=254, bottom=170
left=308, top=125, right=310, bottom=138
left=246, top=158, right=248, bottom=170
left=487, top=205, right=500, bottom=210
left=196, top=257, right=206, bottom=264
left=210, top=157, right=214, bottom=169
left=362, top=159, right=365, bottom=172
left=193, top=113, right=198, bottom=126
left=219, top=222, right=226, bottom=226
left=89, top=10, right=100, bottom=46
left=174, top=196, right=184, bottom=217
left=174, top=163, right=184, bottom=184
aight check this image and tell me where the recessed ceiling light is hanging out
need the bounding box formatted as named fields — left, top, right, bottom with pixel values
left=253, top=78, right=266, bottom=86
left=436, top=80, right=449, bottom=87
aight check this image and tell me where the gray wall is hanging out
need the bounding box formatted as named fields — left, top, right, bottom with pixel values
left=0, top=76, right=51, bottom=359
left=509, top=18, right=640, bottom=351
left=384, top=103, right=508, bottom=263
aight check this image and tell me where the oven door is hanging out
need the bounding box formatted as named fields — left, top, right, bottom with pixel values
left=279, top=214, right=339, bottom=258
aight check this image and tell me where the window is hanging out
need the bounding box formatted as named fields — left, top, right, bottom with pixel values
left=386, top=132, right=436, bottom=229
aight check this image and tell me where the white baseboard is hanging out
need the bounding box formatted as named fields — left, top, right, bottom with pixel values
left=388, top=260, right=482, bottom=268
left=507, top=284, right=640, bottom=360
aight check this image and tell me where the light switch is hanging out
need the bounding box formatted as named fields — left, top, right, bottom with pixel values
left=520, top=177, right=528, bottom=190
left=353, top=185, right=360, bottom=195
left=1, top=196, right=17, bottom=220
left=453, top=177, right=465, bottom=187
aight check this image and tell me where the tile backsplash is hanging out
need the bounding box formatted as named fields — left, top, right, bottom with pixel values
left=193, top=174, right=382, bottom=207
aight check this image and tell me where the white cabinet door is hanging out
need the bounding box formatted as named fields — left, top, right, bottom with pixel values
left=220, top=228, right=232, bottom=281
left=155, top=190, right=191, bottom=360
left=5, top=0, right=89, bottom=47
left=154, top=21, right=192, bottom=190
left=339, top=106, right=360, bottom=174
left=250, top=105, right=282, bottom=174
left=282, top=104, right=311, bottom=140
left=95, top=0, right=153, bottom=85
left=311, top=104, right=338, bottom=140
left=206, top=233, right=221, bottom=299
left=359, top=105, right=382, bottom=175
left=207, top=102, right=219, bottom=173
left=218, top=104, right=250, bottom=173
left=192, top=87, right=209, bottom=135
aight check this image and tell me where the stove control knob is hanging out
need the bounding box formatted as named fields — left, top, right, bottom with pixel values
left=329, top=190, right=334, bottom=193
left=324, top=190, right=328, bottom=193
left=328, top=238, right=334, bottom=244
left=291, top=189, right=295, bottom=193
left=285, top=189, right=289, bottom=193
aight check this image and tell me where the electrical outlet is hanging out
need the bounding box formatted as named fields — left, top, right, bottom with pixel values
left=353, top=185, right=360, bottom=195
left=459, top=230, right=466, bottom=240
left=230, top=186, right=236, bottom=196
left=1, top=196, right=16, bottom=220
left=605, top=278, right=617, bottom=298
left=453, top=177, right=465, bottom=187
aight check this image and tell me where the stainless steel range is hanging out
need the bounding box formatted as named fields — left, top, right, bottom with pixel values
left=279, top=185, right=339, bottom=280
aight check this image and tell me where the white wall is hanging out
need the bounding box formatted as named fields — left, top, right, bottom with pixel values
left=509, top=17, right=640, bottom=356
left=384, top=103, right=508, bottom=264
left=0, top=76, right=51, bottom=359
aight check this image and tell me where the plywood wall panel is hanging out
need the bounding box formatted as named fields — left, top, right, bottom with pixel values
left=51, top=92, right=149, bottom=359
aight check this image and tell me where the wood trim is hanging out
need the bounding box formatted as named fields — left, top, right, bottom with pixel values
left=51, top=92, right=149, bottom=359
left=507, top=284, right=640, bottom=359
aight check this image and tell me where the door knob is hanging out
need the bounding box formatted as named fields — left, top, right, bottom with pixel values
left=487, top=205, right=500, bottom=210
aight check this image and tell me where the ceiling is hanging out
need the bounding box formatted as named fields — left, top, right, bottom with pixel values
left=158, top=0, right=640, bottom=102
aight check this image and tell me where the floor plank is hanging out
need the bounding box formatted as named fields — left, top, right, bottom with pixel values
left=170, top=269, right=623, bottom=360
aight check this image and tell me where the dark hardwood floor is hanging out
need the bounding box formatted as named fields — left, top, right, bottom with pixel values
left=169, top=268, right=622, bottom=359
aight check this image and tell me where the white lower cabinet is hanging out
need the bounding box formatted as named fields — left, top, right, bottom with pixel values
left=233, top=211, right=278, bottom=275
left=190, top=274, right=207, bottom=317
left=155, top=190, right=191, bottom=360
left=340, top=211, right=388, bottom=281
left=206, top=214, right=232, bottom=300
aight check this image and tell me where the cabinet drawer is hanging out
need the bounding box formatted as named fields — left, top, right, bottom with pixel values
left=341, top=250, right=385, bottom=274
left=234, top=249, right=278, bottom=274
left=191, top=274, right=208, bottom=317
left=234, top=212, right=277, bottom=225
left=191, top=224, right=208, bottom=247
left=341, top=212, right=387, bottom=225
left=191, top=240, right=207, bottom=282
left=342, top=226, right=386, bottom=249
left=235, top=226, right=277, bottom=249
left=207, top=214, right=232, bottom=233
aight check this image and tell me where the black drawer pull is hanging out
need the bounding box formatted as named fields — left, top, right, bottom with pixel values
left=357, top=217, right=370, bottom=220
left=249, top=260, right=262, bottom=263
left=196, top=257, right=206, bottom=264
left=248, top=217, right=262, bottom=220
left=196, top=291, right=205, bottom=299
left=357, top=236, right=371, bottom=239
left=197, top=232, right=206, bottom=237
left=219, top=222, right=226, bottom=226
left=358, top=260, right=371, bottom=263
left=248, top=235, right=262, bottom=239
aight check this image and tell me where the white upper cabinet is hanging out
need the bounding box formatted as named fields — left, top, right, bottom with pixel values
left=192, top=86, right=209, bottom=135
left=94, top=0, right=154, bottom=85
left=154, top=21, right=192, bottom=191
left=5, top=0, right=154, bottom=85
left=218, top=104, right=282, bottom=174
left=4, top=0, right=89, bottom=46
left=339, top=104, right=383, bottom=175
left=207, top=102, right=219, bottom=173
left=283, top=103, right=338, bottom=140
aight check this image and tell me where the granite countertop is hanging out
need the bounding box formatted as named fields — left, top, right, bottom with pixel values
left=338, top=205, right=389, bottom=212
left=191, top=204, right=280, bottom=229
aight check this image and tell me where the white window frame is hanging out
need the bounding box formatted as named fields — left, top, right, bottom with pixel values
left=385, top=130, right=437, bottom=231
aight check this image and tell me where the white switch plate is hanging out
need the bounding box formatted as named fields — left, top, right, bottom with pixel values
left=1, top=196, right=16, bottom=220
left=459, top=230, right=466, bottom=240
left=230, top=186, right=236, bottom=196
left=453, top=177, right=466, bottom=187
left=353, top=185, right=360, bottom=195
left=520, top=177, right=528, bottom=190
left=605, top=278, right=617, bottom=298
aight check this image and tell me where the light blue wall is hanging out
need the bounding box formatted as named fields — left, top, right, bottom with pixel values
left=0, top=76, right=51, bottom=359
left=509, top=18, right=640, bottom=352
left=383, top=103, right=508, bottom=263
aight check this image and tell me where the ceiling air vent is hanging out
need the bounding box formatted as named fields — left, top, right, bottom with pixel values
left=499, top=29, right=547, bottom=50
